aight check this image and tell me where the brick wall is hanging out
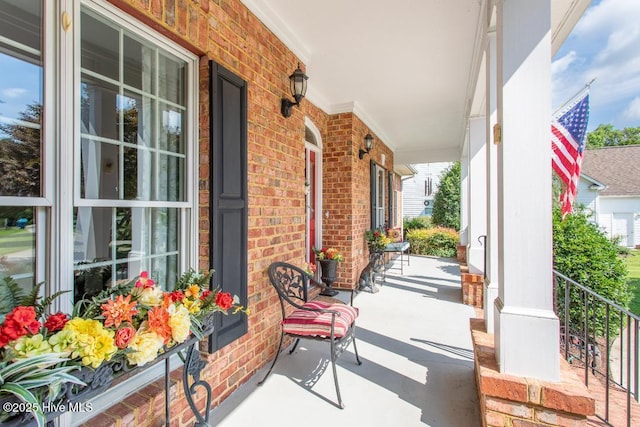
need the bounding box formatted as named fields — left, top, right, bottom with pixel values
left=86, top=1, right=395, bottom=424
left=470, top=319, right=595, bottom=427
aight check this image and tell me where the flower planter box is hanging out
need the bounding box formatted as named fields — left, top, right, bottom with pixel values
left=0, top=315, right=216, bottom=427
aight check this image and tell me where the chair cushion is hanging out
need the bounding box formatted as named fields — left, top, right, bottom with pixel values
left=282, top=300, right=359, bottom=338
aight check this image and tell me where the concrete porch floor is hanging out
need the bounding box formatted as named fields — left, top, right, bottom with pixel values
left=209, top=255, right=481, bottom=426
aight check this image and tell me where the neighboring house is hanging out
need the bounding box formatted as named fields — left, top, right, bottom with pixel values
left=402, top=162, right=452, bottom=217
left=577, top=145, right=640, bottom=247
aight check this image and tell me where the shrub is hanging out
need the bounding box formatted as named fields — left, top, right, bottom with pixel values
left=553, top=206, right=629, bottom=338
left=406, top=227, right=459, bottom=257
left=403, top=216, right=431, bottom=231
left=431, top=163, right=461, bottom=230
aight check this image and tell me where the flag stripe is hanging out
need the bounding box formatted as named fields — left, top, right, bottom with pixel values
left=550, top=93, right=590, bottom=218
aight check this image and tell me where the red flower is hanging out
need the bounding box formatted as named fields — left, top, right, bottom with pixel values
left=170, top=290, right=186, bottom=302
left=1, top=321, right=23, bottom=341
left=44, top=312, right=69, bottom=332
left=200, top=290, right=212, bottom=300
left=215, top=292, right=234, bottom=311
left=135, top=271, right=155, bottom=289
left=6, top=306, right=41, bottom=335
left=114, top=323, right=136, bottom=349
left=0, top=333, right=9, bottom=348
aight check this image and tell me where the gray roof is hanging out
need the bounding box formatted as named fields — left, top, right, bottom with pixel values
left=581, top=145, right=640, bottom=196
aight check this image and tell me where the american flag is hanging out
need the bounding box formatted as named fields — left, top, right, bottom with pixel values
left=551, top=92, right=590, bottom=218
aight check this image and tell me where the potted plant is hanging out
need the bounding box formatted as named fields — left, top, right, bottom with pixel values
left=312, top=247, right=343, bottom=296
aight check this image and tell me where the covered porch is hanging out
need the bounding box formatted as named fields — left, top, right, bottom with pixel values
left=210, top=255, right=481, bottom=426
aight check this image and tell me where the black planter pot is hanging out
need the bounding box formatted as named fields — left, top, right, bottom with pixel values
left=318, top=259, right=339, bottom=296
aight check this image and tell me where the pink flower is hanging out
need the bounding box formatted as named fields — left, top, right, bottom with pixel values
left=135, top=271, right=155, bottom=289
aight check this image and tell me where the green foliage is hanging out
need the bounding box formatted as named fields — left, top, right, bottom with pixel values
left=0, top=353, right=84, bottom=426
left=431, top=162, right=461, bottom=230
left=553, top=206, right=630, bottom=338
left=0, top=277, right=25, bottom=322
left=586, top=124, right=640, bottom=148
left=406, top=227, right=459, bottom=257
left=173, top=268, right=213, bottom=291
left=403, top=216, right=431, bottom=231
left=625, top=250, right=640, bottom=315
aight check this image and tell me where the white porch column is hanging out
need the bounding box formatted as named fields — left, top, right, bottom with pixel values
left=494, top=0, right=559, bottom=381
left=459, top=147, right=469, bottom=248
left=485, top=30, right=499, bottom=334
left=467, top=117, right=487, bottom=275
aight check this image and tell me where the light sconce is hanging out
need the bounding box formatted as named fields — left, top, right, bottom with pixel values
left=281, top=64, right=308, bottom=118
left=358, top=133, right=375, bottom=159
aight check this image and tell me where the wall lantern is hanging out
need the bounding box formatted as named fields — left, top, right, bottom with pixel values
left=358, top=133, right=375, bottom=159
left=281, top=64, right=308, bottom=117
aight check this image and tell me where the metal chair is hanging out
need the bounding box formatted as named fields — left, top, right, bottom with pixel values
left=258, top=262, right=362, bottom=408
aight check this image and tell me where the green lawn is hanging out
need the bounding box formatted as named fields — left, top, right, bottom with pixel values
left=626, top=249, right=640, bottom=315
left=0, top=228, right=34, bottom=256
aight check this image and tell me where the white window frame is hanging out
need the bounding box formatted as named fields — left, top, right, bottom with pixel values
left=373, top=164, right=386, bottom=229
left=53, top=0, right=198, bottom=423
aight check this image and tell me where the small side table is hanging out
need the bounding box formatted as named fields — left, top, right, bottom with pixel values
left=383, top=241, right=411, bottom=279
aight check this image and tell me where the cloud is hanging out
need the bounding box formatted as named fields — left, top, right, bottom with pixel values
left=1, top=88, right=28, bottom=99
left=553, top=0, right=640, bottom=128
left=551, top=51, right=577, bottom=75
left=623, top=97, right=640, bottom=120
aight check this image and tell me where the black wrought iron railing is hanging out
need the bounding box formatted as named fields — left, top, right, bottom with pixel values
left=554, top=270, right=639, bottom=427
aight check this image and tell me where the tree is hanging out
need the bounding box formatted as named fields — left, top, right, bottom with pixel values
left=431, top=162, right=460, bottom=230
left=0, top=103, right=41, bottom=197
left=586, top=124, right=640, bottom=148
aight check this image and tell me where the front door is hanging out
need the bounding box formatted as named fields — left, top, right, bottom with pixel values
left=305, top=126, right=322, bottom=263
left=307, top=150, right=317, bottom=260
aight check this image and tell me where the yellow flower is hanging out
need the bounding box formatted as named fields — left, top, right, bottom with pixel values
left=126, top=324, right=164, bottom=366
left=168, top=304, right=191, bottom=344
left=62, top=318, right=116, bottom=368
left=7, top=334, right=52, bottom=359
left=182, top=298, right=202, bottom=314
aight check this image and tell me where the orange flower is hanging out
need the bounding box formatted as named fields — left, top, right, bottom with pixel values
left=147, top=307, right=172, bottom=344
left=184, top=285, right=200, bottom=298
left=101, top=295, right=138, bottom=328
left=135, top=271, right=155, bottom=289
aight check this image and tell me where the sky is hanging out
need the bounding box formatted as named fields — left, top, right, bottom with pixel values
left=552, top=0, right=640, bottom=131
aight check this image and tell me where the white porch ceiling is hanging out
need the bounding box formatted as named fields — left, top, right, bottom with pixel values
left=242, top=0, right=591, bottom=166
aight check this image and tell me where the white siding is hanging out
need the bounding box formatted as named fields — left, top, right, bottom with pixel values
left=402, top=162, right=452, bottom=218
left=575, top=178, right=597, bottom=214
left=597, top=197, right=640, bottom=247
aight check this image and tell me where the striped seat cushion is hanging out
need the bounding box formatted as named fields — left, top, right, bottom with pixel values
left=282, top=300, right=359, bottom=338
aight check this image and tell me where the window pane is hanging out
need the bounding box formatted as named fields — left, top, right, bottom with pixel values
left=81, top=11, right=119, bottom=81
left=73, top=207, right=180, bottom=301
left=120, top=91, right=154, bottom=147
left=81, top=79, right=119, bottom=139
left=155, top=153, right=185, bottom=201
left=80, top=138, right=119, bottom=199
left=159, top=103, right=185, bottom=153
left=0, top=0, right=41, bottom=51
left=123, top=35, right=155, bottom=93
left=0, top=0, right=42, bottom=197
left=158, top=53, right=185, bottom=105
left=0, top=206, right=35, bottom=293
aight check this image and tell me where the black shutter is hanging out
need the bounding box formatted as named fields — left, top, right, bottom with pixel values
left=388, top=171, right=393, bottom=228
left=208, top=61, right=248, bottom=352
left=370, top=160, right=376, bottom=229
